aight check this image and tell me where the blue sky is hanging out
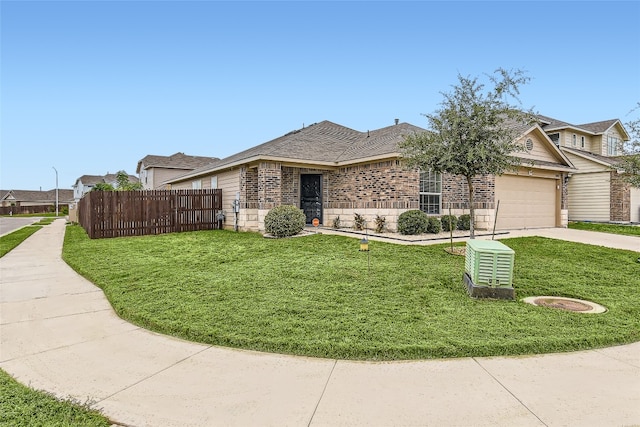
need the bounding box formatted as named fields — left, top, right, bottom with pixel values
left=2, top=1, right=639, bottom=191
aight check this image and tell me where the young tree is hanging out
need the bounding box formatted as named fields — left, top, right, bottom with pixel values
left=616, top=103, right=640, bottom=187
left=115, top=170, right=143, bottom=191
left=400, top=68, right=535, bottom=238
left=91, top=182, right=115, bottom=192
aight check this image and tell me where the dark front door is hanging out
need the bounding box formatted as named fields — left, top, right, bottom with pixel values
left=300, top=174, right=322, bottom=224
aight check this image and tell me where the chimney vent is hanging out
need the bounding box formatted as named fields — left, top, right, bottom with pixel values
left=395, top=118, right=399, bottom=125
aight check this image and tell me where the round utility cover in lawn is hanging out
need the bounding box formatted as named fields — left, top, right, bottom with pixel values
left=522, top=296, right=607, bottom=314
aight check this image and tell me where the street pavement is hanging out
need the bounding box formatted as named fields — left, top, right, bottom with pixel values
left=0, top=216, right=42, bottom=236
left=1, top=219, right=639, bottom=426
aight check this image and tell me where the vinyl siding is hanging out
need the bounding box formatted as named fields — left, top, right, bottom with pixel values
left=217, top=170, right=241, bottom=213
left=567, top=172, right=610, bottom=221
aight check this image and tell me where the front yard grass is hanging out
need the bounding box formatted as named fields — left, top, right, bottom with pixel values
left=63, top=225, right=640, bottom=360
left=569, top=221, right=640, bottom=237
left=0, top=369, right=111, bottom=427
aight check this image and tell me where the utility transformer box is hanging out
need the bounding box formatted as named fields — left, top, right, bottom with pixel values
left=464, top=240, right=515, bottom=300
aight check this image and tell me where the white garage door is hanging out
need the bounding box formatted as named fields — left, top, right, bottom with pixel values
left=631, top=187, right=640, bottom=223
left=495, top=175, right=557, bottom=230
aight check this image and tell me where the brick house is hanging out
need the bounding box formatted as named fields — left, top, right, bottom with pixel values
left=164, top=120, right=574, bottom=232
left=538, top=116, right=638, bottom=223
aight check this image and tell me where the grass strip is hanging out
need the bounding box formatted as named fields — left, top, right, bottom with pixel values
left=0, top=369, right=111, bottom=427
left=569, top=221, right=640, bottom=237
left=63, top=226, right=640, bottom=360
left=0, top=226, right=42, bottom=258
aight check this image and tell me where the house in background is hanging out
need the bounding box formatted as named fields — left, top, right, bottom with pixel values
left=136, top=152, right=219, bottom=190
left=538, top=116, right=638, bottom=223
left=164, top=120, right=574, bottom=232
left=72, top=172, right=139, bottom=201
left=0, top=189, right=74, bottom=213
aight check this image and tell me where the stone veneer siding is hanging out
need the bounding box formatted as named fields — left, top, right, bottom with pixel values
left=610, top=171, right=631, bottom=222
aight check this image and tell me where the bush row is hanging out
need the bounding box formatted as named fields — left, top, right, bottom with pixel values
left=397, top=210, right=470, bottom=235
left=264, top=206, right=471, bottom=238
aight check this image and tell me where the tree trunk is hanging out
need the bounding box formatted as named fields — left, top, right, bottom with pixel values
left=466, top=175, right=475, bottom=239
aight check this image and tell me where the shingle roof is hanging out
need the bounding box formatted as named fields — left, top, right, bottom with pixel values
left=170, top=121, right=427, bottom=182
left=2, top=189, right=74, bottom=203
left=537, top=115, right=624, bottom=137
left=576, top=119, right=619, bottom=134
left=562, top=147, right=620, bottom=166
left=137, top=152, right=220, bottom=172
left=75, top=173, right=139, bottom=186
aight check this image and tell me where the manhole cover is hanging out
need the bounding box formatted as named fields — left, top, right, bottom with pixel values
left=522, top=296, right=606, bottom=314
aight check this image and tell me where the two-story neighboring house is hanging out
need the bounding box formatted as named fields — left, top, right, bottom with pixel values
left=72, top=173, right=139, bottom=201
left=136, top=152, right=220, bottom=190
left=538, top=115, right=638, bottom=223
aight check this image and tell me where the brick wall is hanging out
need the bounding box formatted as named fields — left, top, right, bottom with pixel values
left=240, top=167, right=259, bottom=208
left=441, top=173, right=495, bottom=209
left=610, top=171, right=630, bottom=222
left=326, top=160, right=419, bottom=209
left=257, top=162, right=282, bottom=210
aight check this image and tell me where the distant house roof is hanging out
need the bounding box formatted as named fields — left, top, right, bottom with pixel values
left=74, top=173, right=139, bottom=187
left=136, top=152, right=220, bottom=174
left=166, top=121, right=426, bottom=183
left=1, top=189, right=74, bottom=204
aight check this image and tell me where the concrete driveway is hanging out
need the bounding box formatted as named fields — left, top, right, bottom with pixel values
left=1, top=220, right=639, bottom=426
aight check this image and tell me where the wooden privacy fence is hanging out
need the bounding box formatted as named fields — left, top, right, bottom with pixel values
left=78, top=189, right=223, bottom=239
left=0, top=205, right=69, bottom=215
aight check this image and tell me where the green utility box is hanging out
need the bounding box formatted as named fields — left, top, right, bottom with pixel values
left=464, top=240, right=515, bottom=299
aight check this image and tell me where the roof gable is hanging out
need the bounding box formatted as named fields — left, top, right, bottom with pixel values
left=518, top=124, right=575, bottom=170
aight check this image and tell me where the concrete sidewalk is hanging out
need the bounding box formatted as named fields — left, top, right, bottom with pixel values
left=1, top=220, right=639, bottom=426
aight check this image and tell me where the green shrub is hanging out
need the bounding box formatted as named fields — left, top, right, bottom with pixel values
left=427, top=217, right=441, bottom=234
left=332, top=216, right=341, bottom=229
left=441, top=215, right=458, bottom=232
left=264, top=205, right=306, bottom=238
left=353, top=213, right=366, bottom=231
left=397, top=210, right=429, bottom=235
left=374, top=215, right=386, bottom=233
left=457, top=214, right=471, bottom=231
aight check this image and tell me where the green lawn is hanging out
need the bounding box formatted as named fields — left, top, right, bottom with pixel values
left=62, top=225, right=640, bottom=360
left=0, top=370, right=111, bottom=427
left=569, top=221, right=640, bottom=237
left=0, top=226, right=42, bottom=258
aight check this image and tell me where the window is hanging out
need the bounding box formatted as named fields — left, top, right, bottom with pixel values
left=211, top=176, right=218, bottom=189
left=192, top=180, right=202, bottom=189
left=607, top=136, right=620, bottom=156
left=548, top=133, right=560, bottom=146
left=572, top=134, right=577, bottom=146
left=419, top=170, right=442, bottom=214
left=581, top=136, right=585, bottom=149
